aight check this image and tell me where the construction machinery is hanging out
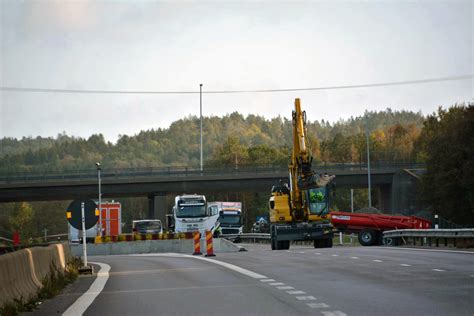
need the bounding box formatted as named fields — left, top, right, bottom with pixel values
left=269, top=98, right=335, bottom=250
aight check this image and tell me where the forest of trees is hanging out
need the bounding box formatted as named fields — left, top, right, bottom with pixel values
left=0, top=104, right=472, bottom=241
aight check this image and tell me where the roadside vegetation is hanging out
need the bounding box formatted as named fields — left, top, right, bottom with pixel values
left=0, top=104, right=472, bottom=241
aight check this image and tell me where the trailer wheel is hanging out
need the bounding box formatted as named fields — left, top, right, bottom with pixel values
left=382, top=237, right=394, bottom=246
left=358, top=229, right=378, bottom=246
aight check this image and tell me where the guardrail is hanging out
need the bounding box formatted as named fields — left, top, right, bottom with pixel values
left=0, top=162, right=425, bottom=183
left=383, top=229, right=474, bottom=248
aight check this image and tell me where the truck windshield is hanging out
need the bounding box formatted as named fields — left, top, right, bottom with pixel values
left=176, top=205, right=206, bottom=218
left=219, top=214, right=241, bottom=225
left=307, top=187, right=329, bottom=216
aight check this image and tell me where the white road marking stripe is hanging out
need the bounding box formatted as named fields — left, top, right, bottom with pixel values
left=321, top=311, right=347, bottom=316
left=373, top=259, right=383, bottom=262
left=351, top=257, right=359, bottom=259
left=332, top=254, right=339, bottom=257
left=400, top=264, right=411, bottom=267
left=379, top=247, right=474, bottom=255
left=471, top=275, right=474, bottom=277
left=307, top=302, right=329, bottom=308
left=277, top=286, right=295, bottom=290
left=269, top=282, right=285, bottom=286
left=299, top=251, right=306, bottom=254
left=62, top=262, right=110, bottom=316
left=189, top=255, right=267, bottom=279
left=314, top=253, right=321, bottom=255
left=260, top=279, right=275, bottom=282
left=296, top=296, right=316, bottom=301
left=287, top=290, right=306, bottom=295
left=432, top=269, right=446, bottom=272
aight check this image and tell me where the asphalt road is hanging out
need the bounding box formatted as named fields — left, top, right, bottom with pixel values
left=31, top=244, right=474, bottom=316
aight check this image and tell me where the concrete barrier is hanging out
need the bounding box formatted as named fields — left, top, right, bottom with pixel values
left=70, top=238, right=244, bottom=256
left=0, top=243, right=72, bottom=309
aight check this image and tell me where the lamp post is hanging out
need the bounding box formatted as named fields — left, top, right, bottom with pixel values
left=96, top=162, right=102, bottom=236
left=200, top=83, right=203, bottom=172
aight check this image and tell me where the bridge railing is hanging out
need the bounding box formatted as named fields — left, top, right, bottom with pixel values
left=0, top=161, right=425, bottom=183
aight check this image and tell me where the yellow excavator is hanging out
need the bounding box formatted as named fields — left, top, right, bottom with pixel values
left=269, top=98, right=335, bottom=250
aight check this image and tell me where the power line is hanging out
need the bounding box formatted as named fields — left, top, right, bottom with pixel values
left=0, top=74, right=472, bottom=95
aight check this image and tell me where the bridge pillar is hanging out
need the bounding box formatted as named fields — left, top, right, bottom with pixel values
left=378, top=184, right=392, bottom=213
left=148, top=193, right=168, bottom=224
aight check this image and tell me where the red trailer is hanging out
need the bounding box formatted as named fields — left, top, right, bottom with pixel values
left=331, top=211, right=432, bottom=246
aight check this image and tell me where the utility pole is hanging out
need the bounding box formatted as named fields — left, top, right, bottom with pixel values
left=366, top=117, right=372, bottom=208
left=200, top=83, right=203, bottom=172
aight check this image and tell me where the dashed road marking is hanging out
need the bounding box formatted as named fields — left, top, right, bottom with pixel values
left=260, top=279, right=275, bottom=282
left=332, top=254, right=339, bottom=257
left=432, top=269, right=446, bottom=272
left=470, top=275, right=474, bottom=278
left=269, top=282, right=285, bottom=286
left=299, top=251, right=306, bottom=254
left=400, top=264, right=411, bottom=267
left=350, top=257, right=359, bottom=259
left=307, top=302, right=329, bottom=308
left=321, top=311, right=347, bottom=316
left=296, top=296, right=316, bottom=301
left=314, top=252, right=321, bottom=255
left=276, top=286, right=295, bottom=290
left=287, top=290, right=306, bottom=295
left=373, top=259, right=383, bottom=262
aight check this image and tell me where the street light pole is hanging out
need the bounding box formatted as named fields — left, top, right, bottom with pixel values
left=96, top=162, right=102, bottom=236
left=365, top=118, right=372, bottom=208
left=200, top=83, right=203, bottom=172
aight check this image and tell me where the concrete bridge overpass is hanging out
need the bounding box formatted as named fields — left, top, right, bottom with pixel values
left=0, top=163, right=424, bottom=223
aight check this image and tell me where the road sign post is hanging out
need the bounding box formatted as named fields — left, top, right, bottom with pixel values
left=81, top=202, right=88, bottom=267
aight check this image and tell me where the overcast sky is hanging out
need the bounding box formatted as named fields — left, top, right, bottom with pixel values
left=1, top=0, right=472, bottom=143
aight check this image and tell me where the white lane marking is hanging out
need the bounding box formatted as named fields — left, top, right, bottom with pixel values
left=471, top=275, right=474, bottom=277
left=276, top=286, right=295, bottom=290
left=350, top=257, right=359, bottom=259
left=269, top=282, right=285, bottom=286
left=132, top=253, right=269, bottom=279
left=373, top=259, right=383, bottom=262
left=332, top=254, right=339, bottom=257
left=62, top=262, right=111, bottom=316
left=296, top=296, right=316, bottom=301
left=299, top=251, right=306, bottom=254
left=314, top=252, right=321, bottom=255
left=307, top=302, right=329, bottom=308
left=432, top=269, right=446, bottom=272
left=189, top=255, right=267, bottom=279
left=260, top=279, right=276, bottom=282
left=287, top=290, right=306, bottom=295
left=321, top=311, right=347, bottom=316
left=400, top=264, right=411, bottom=267
left=379, top=247, right=474, bottom=255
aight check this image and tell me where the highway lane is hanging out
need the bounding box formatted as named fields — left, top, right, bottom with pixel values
left=31, top=244, right=474, bottom=315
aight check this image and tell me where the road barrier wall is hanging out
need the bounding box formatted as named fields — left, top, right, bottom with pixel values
left=0, top=243, right=72, bottom=308
left=70, top=238, right=243, bottom=256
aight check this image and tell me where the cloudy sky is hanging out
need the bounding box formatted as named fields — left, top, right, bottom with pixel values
left=1, top=0, right=472, bottom=143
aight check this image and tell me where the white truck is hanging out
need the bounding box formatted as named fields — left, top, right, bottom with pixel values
left=172, top=194, right=220, bottom=235
left=211, top=202, right=243, bottom=235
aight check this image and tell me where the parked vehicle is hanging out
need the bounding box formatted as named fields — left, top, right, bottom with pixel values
left=172, top=194, right=219, bottom=235
left=331, top=211, right=432, bottom=246
left=132, top=219, right=163, bottom=236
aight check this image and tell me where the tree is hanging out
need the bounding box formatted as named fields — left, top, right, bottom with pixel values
left=417, top=104, right=474, bottom=226
left=9, top=202, right=36, bottom=240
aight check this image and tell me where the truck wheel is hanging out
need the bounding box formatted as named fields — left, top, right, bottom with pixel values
left=314, top=239, right=323, bottom=248
left=358, top=229, right=378, bottom=246
left=271, top=238, right=276, bottom=250
left=324, top=238, right=333, bottom=248
left=382, top=237, right=394, bottom=246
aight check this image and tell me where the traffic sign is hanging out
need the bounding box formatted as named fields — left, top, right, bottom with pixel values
left=66, top=199, right=99, bottom=230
